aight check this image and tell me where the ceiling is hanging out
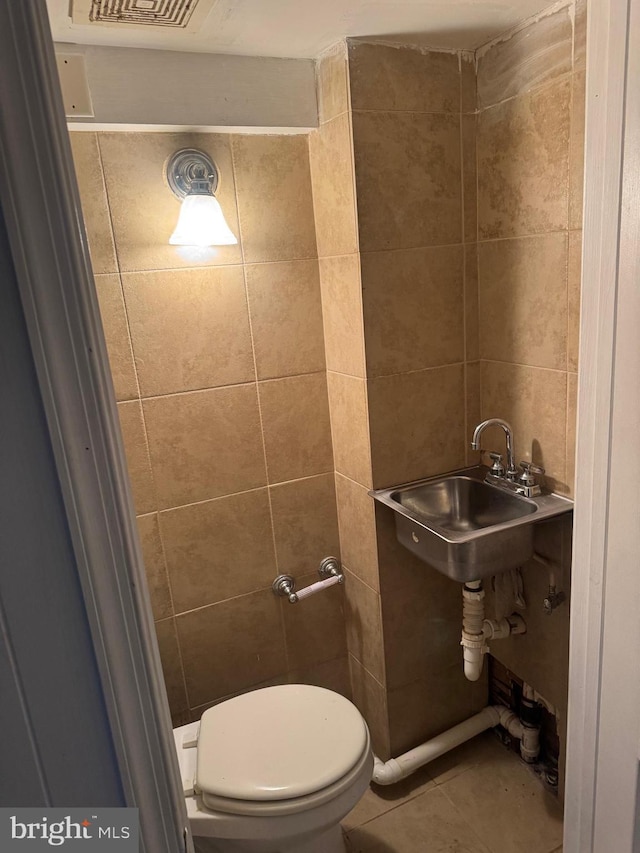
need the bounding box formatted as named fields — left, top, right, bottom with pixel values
left=46, top=0, right=555, bottom=59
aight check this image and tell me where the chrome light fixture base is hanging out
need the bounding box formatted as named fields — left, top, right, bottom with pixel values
left=166, top=148, right=219, bottom=199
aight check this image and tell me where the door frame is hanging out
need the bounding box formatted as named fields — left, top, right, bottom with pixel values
left=0, top=3, right=192, bottom=850
left=564, top=0, right=640, bottom=848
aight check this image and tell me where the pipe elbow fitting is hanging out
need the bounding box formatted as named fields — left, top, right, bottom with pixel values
left=372, top=757, right=403, bottom=786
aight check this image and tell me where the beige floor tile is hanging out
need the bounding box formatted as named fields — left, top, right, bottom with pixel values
left=426, top=730, right=506, bottom=785
left=347, top=786, right=492, bottom=852
left=439, top=745, right=564, bottom=853
left=342, top=767, right=435, bottom=832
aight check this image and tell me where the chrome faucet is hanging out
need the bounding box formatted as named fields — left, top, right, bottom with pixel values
left=471, top=418, right=518, bottom=480
left=471, top=419, right=545, bottom=497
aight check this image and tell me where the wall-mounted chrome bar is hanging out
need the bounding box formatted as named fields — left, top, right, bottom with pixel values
left=272, top=557, right=343, bottom=604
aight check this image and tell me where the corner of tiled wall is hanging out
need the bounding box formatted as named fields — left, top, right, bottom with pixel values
left=310, top=40, right=391, bottom=759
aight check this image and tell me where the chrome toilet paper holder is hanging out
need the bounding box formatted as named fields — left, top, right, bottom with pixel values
left=272, top=557, right=343, bottom=604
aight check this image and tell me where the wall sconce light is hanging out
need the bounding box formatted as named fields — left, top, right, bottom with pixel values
left=166, top=148, right=238, bottom=247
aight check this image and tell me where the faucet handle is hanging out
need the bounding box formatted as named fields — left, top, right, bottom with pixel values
left=519, top=460, right=545, bottom=486
left=488, top=452, right=505, bottom=477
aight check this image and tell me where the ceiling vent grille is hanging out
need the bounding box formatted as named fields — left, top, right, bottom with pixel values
left=79, top=0, right=207, bottom=29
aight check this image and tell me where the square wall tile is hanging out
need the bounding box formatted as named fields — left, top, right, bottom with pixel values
left=232, top=134, right=317, bottom=263
left=270, top=473, right=340, bottom=576
left=176, top=590, right=287, bottom=707
left=480, top=361, right=568, bottom=492
left=319, top=254, right=365, bottom=378
left=464, top=244, right=479, bottom=362
left=317, top=42, right=349, bottom=124
left=387, top=668, right=477, bottom=756
left=382, top=582, right=463, bottom=693
left=143, top=385, right=266, bottom=509
left=335, top=473, right=379, bottom=592
left=368, top=364, right=466, bottom=489
left=344, top=570, right=385, bottom=684
left=160, top=488, right=276, bottom=614
left=349, top=655, right=390, bottom=761
left=327, top=372, right=372, bottom=488
left=476, top=6, right=572, bottom=109
left=570, top=70, right=586, bottom=231
left=568, top=230, right=582, bottom=372
left=98, top=132, right=241, bottom=272
left=477, top=79, right=571, bottom=240
left=136, top=513, right=172, bottom=621
left=94, top=274, right=138, bottom=402
left=348, top=41, right=460, bottom=113
left=376, top=503, right=462, bottom=690
left=289, top=656, right=351, bottom=699
left=69, top=132, right=117, bottom=274
left=352, top=110, right=462, bottom=252
left=154, top=618, right=188, bottom=716
left=361, top=245, right=464, bottom=376
left=246, top=259, right=325, bottom=380
left=259, top=373, right=333, bottom=483
left=122, top=266, right=254, bottom=397
left=281, top=570, right=347, bottom=671
left=309, top=113, right=358, bottom=259
left=117, top=400, right=156, bottom=515
left=479, top=233, right=568, bottom=370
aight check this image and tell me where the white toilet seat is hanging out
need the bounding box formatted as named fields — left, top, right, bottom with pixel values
left=198, top=727, right=372, bottom=816
left=196, top=684, right=369, bottom=806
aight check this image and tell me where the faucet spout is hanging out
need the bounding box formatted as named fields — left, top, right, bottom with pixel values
left=471, top=419, right=517, bottom=478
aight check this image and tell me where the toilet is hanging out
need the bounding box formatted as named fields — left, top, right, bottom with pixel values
left=174, top=684, right=374, bottom=853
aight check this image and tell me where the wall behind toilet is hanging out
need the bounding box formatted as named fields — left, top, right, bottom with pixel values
left=70, top=130, right=349, bottom=726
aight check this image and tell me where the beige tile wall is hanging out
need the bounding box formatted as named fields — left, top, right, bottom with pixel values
left=475, top=0, right=585, bottom=795
left=310, top=40, right=490, bottom=759
left=310, top=4, right=584, bottom=764
left=351, top=39, right=486, bottom=755
left=476, top=1, right=584, bottom=497
left=71, top=130, right=349, bottom=726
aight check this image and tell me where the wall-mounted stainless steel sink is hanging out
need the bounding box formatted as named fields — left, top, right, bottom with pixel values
left=370, top=466, right=573, bottom=583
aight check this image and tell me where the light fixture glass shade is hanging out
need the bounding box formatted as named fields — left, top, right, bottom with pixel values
left=169, top=193, right=238, bottom=247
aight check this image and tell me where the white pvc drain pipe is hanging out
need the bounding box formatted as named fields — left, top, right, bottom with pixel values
left=372, top=705, right=540, bottom=786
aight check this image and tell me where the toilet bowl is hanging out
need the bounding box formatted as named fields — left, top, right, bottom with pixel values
left=174, top=684, right=374, bottom=853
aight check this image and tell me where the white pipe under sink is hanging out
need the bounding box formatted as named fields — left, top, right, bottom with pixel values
left=460, top=580, right=526, bottom=681
left=372, top=705, right=540, bottom=785
left=461, top=580, right=487, bottom=681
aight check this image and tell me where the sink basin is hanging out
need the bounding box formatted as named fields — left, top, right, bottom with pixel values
left=371, top=466, right=573, bottom=583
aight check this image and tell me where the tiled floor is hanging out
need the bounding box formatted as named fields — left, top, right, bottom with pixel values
left=342, top=732, right=563, bottom=853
